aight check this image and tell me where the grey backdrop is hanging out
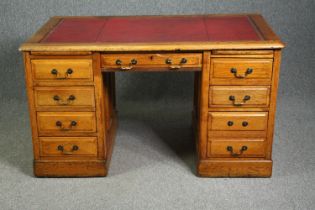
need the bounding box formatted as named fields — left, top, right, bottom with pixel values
left=0, top=1, right=314, bottom=210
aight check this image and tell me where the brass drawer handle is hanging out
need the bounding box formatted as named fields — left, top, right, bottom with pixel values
left=115, top=59, right=137, bottom=70
left=53, top=95, right=76, bottom=105
left=50, top=68, right=73, bottom=79
left=55, top=120, right=77, bottom=131
left=226, top=145, right=248, bottom=157
left=229, top=95, right=251, bottom=106
left=165, top=58, right=187, bottom=70
left=57, top=144, right=79, bottom=155
left=227, top=121, right=248, bottom=127
left=230, top=68, right=253, bottom=78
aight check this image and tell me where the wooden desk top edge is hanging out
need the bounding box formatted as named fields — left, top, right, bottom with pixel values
left=19, top=14, right=285, bottom=52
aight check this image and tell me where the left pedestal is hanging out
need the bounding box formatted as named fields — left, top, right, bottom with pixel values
left=23, top=52, right=116, bottom=177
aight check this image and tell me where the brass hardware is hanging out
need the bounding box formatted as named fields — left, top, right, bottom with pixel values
left=165, top=57, right=188, bottom=70
left=165, top=58, right=172, bottom=64
left=72, top=145, right=79, bottom=151
left=116, top=59, right=122, bottom=65
left=243, top=95, right=251, bottom=101
left=115, top=59, right=137, bottom=70
left=70, top=121, right=77, bottom=127
left=66, top=68, right=73, bottom=75
left=53, top=95, right=60, bottom=101
left=68, top=95, right=75, bottom=101
left=169, top=66, right=182, bottom=69
left=229, top=95, right=251, bottom=106
left=180, top=58, right=187, bottom=64
left=246, top=68, right=253, bottom=74
left=52, top=95, right=76, bottom=105
left=227, top=121, right=234, bottom=126
left=242, top=121, right=249, bottom=127
left=57, top=144, right=79, bottom=155
left=230, top=68, right=253, bottom=78
left=55, top=121, right=62, bottom=127
left=130, top=59, right=137, bottom=65
left=120, top=66, right=133, bottom=70
left=51, top=69, right=58, bottom=75
left=50, top=68, right=73, bottom=79
left=226, top=145, right=248, bottom=157
left=55, top=120, right=77, bottom=131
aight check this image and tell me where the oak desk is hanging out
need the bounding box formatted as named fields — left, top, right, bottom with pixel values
left=19, top=14, right=284, bottom=177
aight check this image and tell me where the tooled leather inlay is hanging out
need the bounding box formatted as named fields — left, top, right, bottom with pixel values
left=42, top=16, right=262, bottom=43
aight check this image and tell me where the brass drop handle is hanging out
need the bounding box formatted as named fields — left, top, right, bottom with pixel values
left=226, top=145, right=248, bottom=157
left=229, top=95, right=251, bottom=106
left=50, top=68, right=73, bottom=79
left=53, top=95, right=76, bottom=105
left=55, top=120, right=77, bottom=131
left=115, top=59, right=137, bottom=70
left=165, top=58, right=188, bottom=69
left=57, top=144, right=79, bottom=155
left=230, top=68, right=253, bottom=78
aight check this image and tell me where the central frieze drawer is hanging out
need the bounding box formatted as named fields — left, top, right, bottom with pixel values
left=39, top=137, right=98, bottom=157
left=209, top=86, right=270, bottom=107
left=101, top=53, right=202, bottom=71
left=34, top=86, right=95, bottom=111
left=37, top=112, right=96, bottom=135
left=31, top=59, right=93, bottom=81
left=208, top=112, right=268, bottom=131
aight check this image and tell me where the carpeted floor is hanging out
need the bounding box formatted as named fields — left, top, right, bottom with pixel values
left=0, top=95, right=314, bottom=210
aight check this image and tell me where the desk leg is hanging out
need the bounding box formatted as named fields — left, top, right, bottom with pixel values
left=195, top=52, right=210, bottom=170
left=102, top=71, right=118, bottom=175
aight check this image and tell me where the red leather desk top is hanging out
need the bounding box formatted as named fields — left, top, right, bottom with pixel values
left=41, top=16, right=263, bottom=43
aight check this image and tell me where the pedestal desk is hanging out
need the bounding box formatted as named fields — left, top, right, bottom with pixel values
left=19, top=14, right=284, bottom=177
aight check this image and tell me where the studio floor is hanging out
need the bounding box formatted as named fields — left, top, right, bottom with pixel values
left=0, top=96, right=314, bottom=210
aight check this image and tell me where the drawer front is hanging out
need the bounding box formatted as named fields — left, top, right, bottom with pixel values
left=34, top=86, right=95, bottom=110
left=39, top=137, right=97, bottom=157
left=37, top=112, right=96, bottom=134
left=208, top=112, right=268, bottom=131
left=31, top=59, right=93, bottom=81
left=209, top=86, right=270, bottom=107
left=208, top=138, right=266, bottom=158
left=210, top=58, right=273, bottom=85
left=101, top=53, right=202, bottom=70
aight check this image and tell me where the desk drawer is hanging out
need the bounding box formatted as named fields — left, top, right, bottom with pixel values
left=39, top=137, right=97, bottom=157
left=208, top=138, right=266, bottom=158
left=37, top=112, right=96, bottom=134
left=208, top=112, right=268, bottom=131
left=210, top=58, right=273, bottom=85
left=101, top=53, right=202, bottom=71
left=209, top=86, right=270, bottom=108
left=31, top=59, right=93, bottom=81
left=34, top=86, right=95, bottom=110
